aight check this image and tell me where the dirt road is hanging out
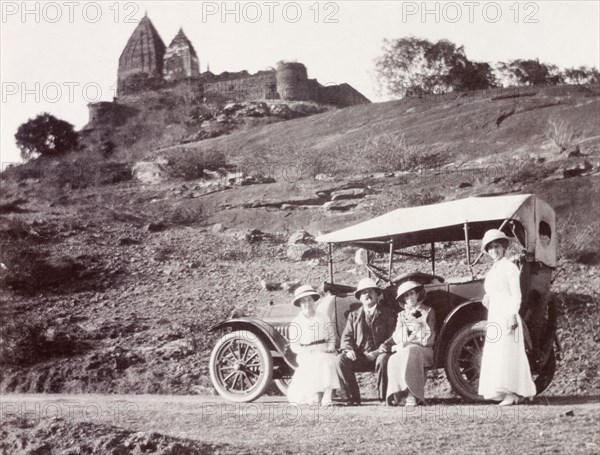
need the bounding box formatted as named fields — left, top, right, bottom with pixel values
left=1, top=393, right=599, bottom=454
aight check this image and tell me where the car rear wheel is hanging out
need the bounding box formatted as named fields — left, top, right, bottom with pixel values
left=532, top=348, right=556, bottom=395
left=209, top=330, right=273, bottom=402
left=274, top=378, right=291, bottom=396
left=445, top=321, right=487, bottom=402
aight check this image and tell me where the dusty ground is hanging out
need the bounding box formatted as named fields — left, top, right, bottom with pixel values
left=1, top=394, right=599, bottom=455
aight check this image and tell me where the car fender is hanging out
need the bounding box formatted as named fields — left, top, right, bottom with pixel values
left=209, top=317, right=297, bottom=368
left=434, top=301, right=487, bottom=366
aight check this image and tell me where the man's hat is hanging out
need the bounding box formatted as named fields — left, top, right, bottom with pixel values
left=354, top=278, right=382, bottom=300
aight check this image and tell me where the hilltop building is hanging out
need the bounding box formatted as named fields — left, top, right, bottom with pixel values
left=86, top=15, right=369, bottom=131
left=114, top=15, right=369, bottom=106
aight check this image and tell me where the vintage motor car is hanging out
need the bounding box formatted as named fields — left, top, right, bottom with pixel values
left=209, top=194, right=561, bottom=402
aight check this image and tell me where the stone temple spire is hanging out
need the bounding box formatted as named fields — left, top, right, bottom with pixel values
left=117, top=16, right=166, bottom=94
left=163, top=28, right=200, bottom=81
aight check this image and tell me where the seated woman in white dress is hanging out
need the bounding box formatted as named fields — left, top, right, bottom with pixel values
left=477, top=229, right=536, bottom=406
left=386, top=281, right=436, bottom=406
left=287, top=285, right=340, bottom=407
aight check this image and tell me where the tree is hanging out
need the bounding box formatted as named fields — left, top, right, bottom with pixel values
left=563, top=66, right=600, bottom=84
left=496, top=59, right=562, bottom=86
left=15, top=113, right=79, bottom=160
left=375, top=37, right=496, bottom=98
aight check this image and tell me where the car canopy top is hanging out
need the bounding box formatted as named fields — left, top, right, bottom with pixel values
left=316, top=194, right=556, bottom=267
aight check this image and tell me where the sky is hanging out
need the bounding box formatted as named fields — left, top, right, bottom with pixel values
left=1, top=0, right=599, bottom=165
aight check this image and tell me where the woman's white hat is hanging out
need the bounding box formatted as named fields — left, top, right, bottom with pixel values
left=354, top=277, right=382, bottom=300
left=481, top=229, right=511, bottom=253
left=396, top=280, right=425, bottom=300
left=292, top=284, right=320, bottom=306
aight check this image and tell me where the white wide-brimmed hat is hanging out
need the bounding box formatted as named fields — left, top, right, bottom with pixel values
left=481, top=229, right=511, bottom=253
left=396, top=280, right=425, bottom=301
left=354, top=278, right=382, bottom=300
left=292, top=284, right=320, bottom=306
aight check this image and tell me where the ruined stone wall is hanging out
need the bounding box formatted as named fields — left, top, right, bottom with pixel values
left=276, top=62, right=315, bottom=101
left=203, top=73, right=279, bottom=102
left=318, top=83, right=371, bottom=107
left=85, top=102, right=137, bottom=129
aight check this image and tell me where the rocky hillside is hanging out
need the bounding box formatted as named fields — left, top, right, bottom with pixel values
left=0, top=84, right=599, bottom=397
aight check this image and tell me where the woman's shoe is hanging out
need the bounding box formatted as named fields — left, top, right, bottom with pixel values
left=499, top=393, right=518, bottom=406
left=405, top=394, right=418, bottom=407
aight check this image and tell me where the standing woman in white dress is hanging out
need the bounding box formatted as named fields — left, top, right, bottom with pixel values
left=287, top=285, right=340, bottom=407
left=478, top=229, right=536, bottom=406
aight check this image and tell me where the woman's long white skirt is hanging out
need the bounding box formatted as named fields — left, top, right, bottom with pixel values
left=478, top=316, right=536, bottom=399
left=287, top=351, right=340, bottom=404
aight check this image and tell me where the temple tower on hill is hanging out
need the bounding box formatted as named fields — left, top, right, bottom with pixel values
left=117, top=15, right=166, bottom=95
left=163, top=28, right=200, bottom=82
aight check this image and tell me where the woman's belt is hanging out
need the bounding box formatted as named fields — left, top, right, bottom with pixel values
left=299, top=339, right=328, bottom=347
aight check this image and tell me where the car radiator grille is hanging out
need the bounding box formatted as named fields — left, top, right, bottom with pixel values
left=274, top=324, right=290, bottom=341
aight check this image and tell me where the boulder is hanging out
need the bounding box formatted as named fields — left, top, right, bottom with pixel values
left=562, top=160, right=593, bottom=178
left=269, top=103, right=295, bottom=119
left=286, top=244, right=324, bottom=261
left=331, top=188, right=368, bottom=201
left=132, top=159, right=169, bottom=184
left=211, top=223, right=225, bottom=233
left=315, top=174, right=336, bottom=182
left=288, top=230, right=315, bottom=245
left=281, top=280, right=301, bottom=293
left=222, top=102, right=243, bottom=115
left=323, top=200, right=358, bottom=211
left=146, top=222, right=167, bottom=232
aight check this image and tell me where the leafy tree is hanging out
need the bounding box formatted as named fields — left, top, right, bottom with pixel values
left=496, top=59, right=562, bottom=86
left=563, top=66, right=600, bottom=84
left=375, top=37, right=496, bottom=97
left=15, top=113, right=79, bottom=160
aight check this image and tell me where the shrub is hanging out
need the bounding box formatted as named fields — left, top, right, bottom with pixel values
left=167, top=148, right=227, bottom=180
left=15, top=113, right=79, bottom=160
left=402, top=189, right=444, bottom=207
left=504, top=160, right=553, bottom=185
left=339, top=133, right=447, bottom=175
left=547, top=119, right=580, bottom=152
left=556, top=215, right=598, bottom=264
left=0, top=317, right=84, bottom=366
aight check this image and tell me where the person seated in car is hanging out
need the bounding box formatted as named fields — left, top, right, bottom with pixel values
left=335, top=278, right=396, bottom=406
left=386, top=281, right=436, bottom=406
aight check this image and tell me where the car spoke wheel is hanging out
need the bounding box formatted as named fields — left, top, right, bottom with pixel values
left=209, top=330, right=273, bottom=402
left=445, top=321, right=487, bottom=402
left=532, top=348, right=556, bottom=395
left=274, top=378, right=291, bottom=396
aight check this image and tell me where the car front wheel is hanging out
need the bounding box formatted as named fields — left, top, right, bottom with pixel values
left=209, top=330, right=273, bottom=402
left=445, top=321, right=487, bottom=402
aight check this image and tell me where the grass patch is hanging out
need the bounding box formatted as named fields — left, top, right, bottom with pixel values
left=547, top=118, right=581, bottom=153
left=557, top=215, right=599, bottom=264
left=0, top=317, right=87, bottom=366
left=165, top=148, right=228, bottom=181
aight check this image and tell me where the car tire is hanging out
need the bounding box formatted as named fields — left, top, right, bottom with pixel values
left=274, top=378, right=291, bottom=396
left=209, top=330, right=273, bottom=402
left=532, top=348, right=556, bottom=395
left=445, top=320, right=487, bottom=402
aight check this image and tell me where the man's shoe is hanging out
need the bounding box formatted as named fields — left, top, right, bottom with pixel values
left=344, top=400, right=361, bottom=406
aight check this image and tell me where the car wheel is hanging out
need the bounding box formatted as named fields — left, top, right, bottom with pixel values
left=209, top=330, right=273, bottom=402
left=274, top=378, right=291, bottom=396
left=445, top=321, right=487, bottom=402
left=532, top=348, right=556, bottom=395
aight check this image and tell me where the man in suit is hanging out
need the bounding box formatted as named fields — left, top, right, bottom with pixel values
left=335, top=278, right=396, bottom=405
